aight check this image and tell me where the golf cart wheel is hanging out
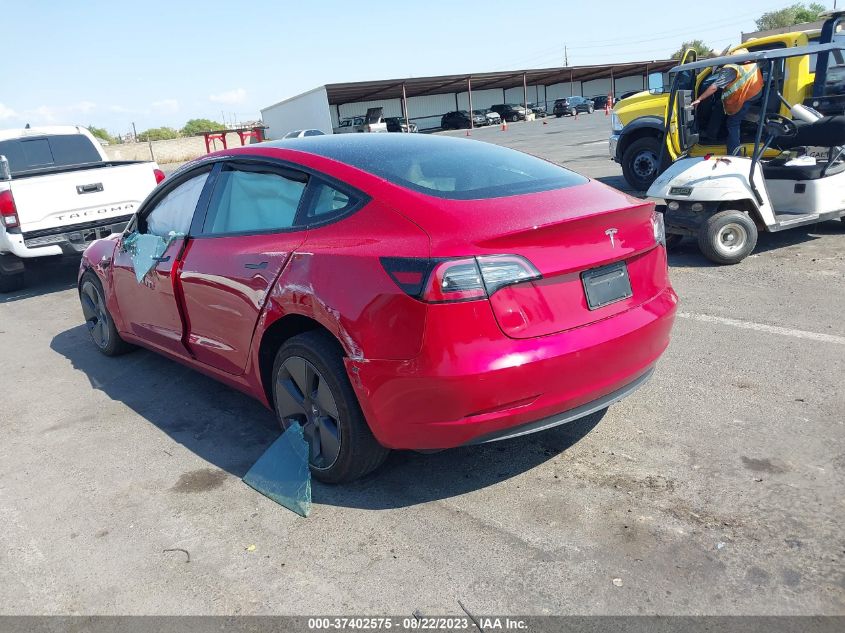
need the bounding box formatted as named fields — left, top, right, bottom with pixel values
left=621, top=136, right=663, bottom=191
left=697, top=210, right=758, bottom=265
left=665, top=233, right=684, bottom=250
left=272, top=330, right=389, bottom=484
left=79, top=272, right=134, bottom=356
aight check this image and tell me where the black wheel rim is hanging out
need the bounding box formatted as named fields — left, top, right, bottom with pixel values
left=275, top=356, right=341, bottom=470
left=80, top=281, right=110, bottom=349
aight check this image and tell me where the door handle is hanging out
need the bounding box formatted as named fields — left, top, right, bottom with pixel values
left=152, top=255, right=171, bottom=263
left=244, top=261, right=268, bottom=270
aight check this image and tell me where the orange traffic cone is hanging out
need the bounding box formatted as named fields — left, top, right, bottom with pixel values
left=501, top=118, right=508, bottom=131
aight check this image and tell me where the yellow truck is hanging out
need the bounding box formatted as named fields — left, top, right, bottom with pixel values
left=610, top=12, right=845, bottom=190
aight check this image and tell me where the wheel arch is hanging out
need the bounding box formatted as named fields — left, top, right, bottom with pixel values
left=718, top=199, right=767, bottom=230
left=617, top=117, right=664, bottom=161
left=256, top=312, right=346, bottom=409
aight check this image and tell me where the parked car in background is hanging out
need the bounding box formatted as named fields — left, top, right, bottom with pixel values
left=490, top=104, right=528, bottom=122
left=283, top=129, right=325, bottom=139
left=441, top=110, right=486, bottom=129
left=528, top=103, right=547, bottom=117
left=0, top=125, right=164, bottom=292
left=591, top=95, right=614, bottom=110
left=553, top=97, right=595, bottom=117
left=477, top=109, right=501, bottom=125
left=385, top=117, right=418, bottom=133
left=78, top=134, right=677, bottom=483
left=333, top=107, right=388, bottom=134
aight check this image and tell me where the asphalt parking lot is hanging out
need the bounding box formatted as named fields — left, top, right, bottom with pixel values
left=1, top=114, right=844, bottom=616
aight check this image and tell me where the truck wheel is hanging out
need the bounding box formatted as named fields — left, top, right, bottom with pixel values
left=272, top=331, right=389, bottom=484
left=621, top=136, right=663, bottom=191
left=697, top=210, right=758, bottom=265
left=0, top=254, right=25, bottom=293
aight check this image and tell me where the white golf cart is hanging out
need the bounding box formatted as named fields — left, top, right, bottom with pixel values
left=648, top=44, right=845, bottom=264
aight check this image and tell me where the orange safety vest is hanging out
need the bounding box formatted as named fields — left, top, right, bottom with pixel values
left=721, top=62, right=764, bottom=115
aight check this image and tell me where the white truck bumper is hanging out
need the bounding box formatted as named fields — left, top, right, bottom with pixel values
left=0, top=215, right=131, bottom=259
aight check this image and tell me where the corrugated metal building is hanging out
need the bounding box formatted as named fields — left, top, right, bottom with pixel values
left=261, top=60, right=675, bottom=139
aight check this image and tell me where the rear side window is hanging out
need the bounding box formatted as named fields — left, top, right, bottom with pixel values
left=203, top=167, right=307, bottom=235
left=0, top=134, right=101, bottom=175
left=307, top=182, right=354, bottom=219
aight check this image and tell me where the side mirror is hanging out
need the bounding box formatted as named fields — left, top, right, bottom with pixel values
left=0, top=155, right=11, bottom=181
left=648, top=72, right=664, bottom=93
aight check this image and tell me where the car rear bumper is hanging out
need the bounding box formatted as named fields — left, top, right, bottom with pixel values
left=347, top=286, right=677, bottom=450
left=1, top=216, right=131, bottom=259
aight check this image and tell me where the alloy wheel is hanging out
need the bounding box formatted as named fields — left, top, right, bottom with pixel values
left=275, top=356, right=342, bottom=470
left=80, top=281, right=110, bottom=349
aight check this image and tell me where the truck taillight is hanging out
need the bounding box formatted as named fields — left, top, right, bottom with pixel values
left=0, top=190, right=18, bottom=229
left=154, top=169, right=166, bottom=184
left=381, top=255, right=541, bottom=303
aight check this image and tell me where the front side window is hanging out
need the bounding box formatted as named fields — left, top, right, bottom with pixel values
left=202, top=167, right=307, bottom=235
left=145, top=171, right=209, bottom=236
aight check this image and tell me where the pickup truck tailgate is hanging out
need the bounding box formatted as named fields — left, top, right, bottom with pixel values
left=11, top=162, right=158, bottom=233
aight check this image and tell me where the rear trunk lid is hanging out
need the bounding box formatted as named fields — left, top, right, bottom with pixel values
left=394, top=180, right=669, bottom=338
left=10, top=162, right=159, bottom=233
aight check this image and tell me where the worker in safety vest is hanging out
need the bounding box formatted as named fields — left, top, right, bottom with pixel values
left=691, top=50, right=764, bottom=156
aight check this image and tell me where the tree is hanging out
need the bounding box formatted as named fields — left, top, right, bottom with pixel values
left=755, top=3, right=826, bottom=30
left=671, top=40, right=715, bottom=60
left=88, top=125, right=117, bottom=145
left=137, top=127, right=180, bottom=142
left=181, top=118, right=225, bottom=136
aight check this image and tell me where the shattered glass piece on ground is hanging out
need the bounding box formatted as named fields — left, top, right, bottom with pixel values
left=243, top=423, right=312, bottom=517
left=122, top=231, right=183, bottom=283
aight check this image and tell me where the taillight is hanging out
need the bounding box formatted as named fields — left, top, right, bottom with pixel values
left=381, top=255, right=541, bottom=303
left=0, top=190, right=18, bottom=229
left=153, top=168, right=166, bottom=184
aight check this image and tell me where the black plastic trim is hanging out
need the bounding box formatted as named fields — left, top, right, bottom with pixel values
left=465, top=368, right=655, bottom=445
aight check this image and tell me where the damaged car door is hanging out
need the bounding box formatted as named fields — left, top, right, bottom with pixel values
left=177, top=161, right=309, bottom=375
left=111, top=168, right=212, bottom=357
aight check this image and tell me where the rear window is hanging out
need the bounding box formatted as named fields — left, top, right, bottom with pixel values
left=288, top=135, right=586, bottom=200
left=0, top=134, right=101, bottom=175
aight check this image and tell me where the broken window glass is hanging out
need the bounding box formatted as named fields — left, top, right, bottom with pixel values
left=243, top=422, right=312, bottom=517
left=122, top=231, right=183, bottom=283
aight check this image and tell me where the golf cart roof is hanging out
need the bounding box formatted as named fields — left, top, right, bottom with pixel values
left=670, top=43, right=845, bottom=73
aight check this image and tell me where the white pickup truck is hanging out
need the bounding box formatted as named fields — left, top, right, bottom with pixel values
left=333, top=107, right=389, bottom=134
left=0, top=126, right=164, bottom=291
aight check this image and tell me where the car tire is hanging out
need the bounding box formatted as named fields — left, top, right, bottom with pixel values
left=588, top=106, right=594, bottom=114
left=697, top=210, right=758, bottom=265
left=621, top=136, right=664, bottom=191
left=510, top=114, right=519, bottom=122
left=271, top=330, right=389, bottom=484
left=555, top=113, right=562, bottom=118
left=79, top=271, right=135, bottom=356
left=0, top=254, right=25, bottom=293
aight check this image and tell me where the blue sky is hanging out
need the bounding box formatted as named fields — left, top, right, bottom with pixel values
left=1, top=1, right=826, bottom=135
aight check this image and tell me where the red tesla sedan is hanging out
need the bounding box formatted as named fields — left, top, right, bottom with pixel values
left=78, top=134, right=677, bottom=483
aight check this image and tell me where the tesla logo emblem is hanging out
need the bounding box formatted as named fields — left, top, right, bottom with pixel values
left=605, top=228, right=619, bottom=247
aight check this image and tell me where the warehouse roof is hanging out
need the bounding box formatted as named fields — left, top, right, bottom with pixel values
left=319, top=60, right=675, bottom=105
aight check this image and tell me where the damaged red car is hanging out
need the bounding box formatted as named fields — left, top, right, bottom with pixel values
left=78, top=134, right=677, bottom=483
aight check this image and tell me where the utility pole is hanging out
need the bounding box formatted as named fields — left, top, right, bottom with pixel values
left=131, top=122, right=137, bottom=142
left=564, top=45, right=569, bottom=67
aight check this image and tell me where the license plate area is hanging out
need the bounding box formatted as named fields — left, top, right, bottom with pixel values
left=581, top=261, right=632, bottom=310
